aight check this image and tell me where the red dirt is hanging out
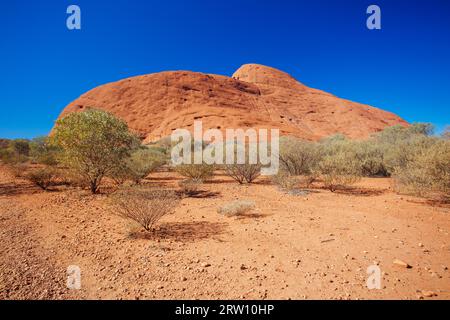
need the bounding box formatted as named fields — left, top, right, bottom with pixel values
left=57, top=64, right=408, bottom=142
left=1, top=165, right=449, bottom=300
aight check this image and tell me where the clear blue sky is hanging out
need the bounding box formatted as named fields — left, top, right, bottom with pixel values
left=1, top=0, right=449, bottom=139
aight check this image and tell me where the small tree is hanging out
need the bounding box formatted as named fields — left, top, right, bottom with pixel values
left=51, top=109, right=139, bottom=194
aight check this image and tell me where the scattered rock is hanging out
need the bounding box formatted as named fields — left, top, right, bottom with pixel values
left=421, top=290, right=437, bottom=298
left=393, top=259, right=412, bottom=269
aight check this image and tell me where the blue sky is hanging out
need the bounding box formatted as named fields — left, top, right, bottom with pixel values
left=1, top=0, right=449, bottom=139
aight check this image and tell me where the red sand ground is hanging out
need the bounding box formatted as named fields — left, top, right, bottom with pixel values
left=1, top=165, right=449, bottom=300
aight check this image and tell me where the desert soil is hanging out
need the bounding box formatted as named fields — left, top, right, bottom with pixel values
left=0, top=165, right=449, bottom=300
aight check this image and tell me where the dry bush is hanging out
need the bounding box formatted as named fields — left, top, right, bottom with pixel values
left=317, top=154, right=361, bottom=192
left=279, top=137, right=322, bottom=176
left=392, top=139, right=450, bottom=198
left=174, top=163, right=215, bottom=181
left=225, top=163, right=261, bottom=184
left=110, top=187, right=180, bottom=232
left=26, top=167, right=57, bottom=190
left=353, top=141, right=388, bottom=176
left=217, top=200, right=256, bottom=217
left=443, top=126, right=450, bottom=140
left=58, top=169, right=89, bottom=188
left=271, top=171, right=299, bottom=191
left=7, top=163, right=29, bottom=178
left=178, top=178, right=202, bottom=196
left=317, top=136, right=362, bottom=192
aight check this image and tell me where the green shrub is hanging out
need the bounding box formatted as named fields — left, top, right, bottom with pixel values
left=29, top=136, right=60, bottom=166
left=279, top=137, right=322, bottom=177
left=51, top=109, right=140, bottom=194
left=10, top=139, right=31, bottom=157
left=0, top=140, right=29, bottom=165
left=110, top=147, right=166, bottom=185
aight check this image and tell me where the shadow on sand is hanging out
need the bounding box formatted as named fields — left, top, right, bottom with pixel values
left=0, top=182, right=40, bottom=196
left=331, top=187, right=386, bottom=197
left=130, top=221, right=228, bottom=242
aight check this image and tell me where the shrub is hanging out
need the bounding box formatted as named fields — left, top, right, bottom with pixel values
left=110, top=187, right=180, bottom=232
left=217, top=200, right=256, bottom=217
left=279, top=137, right=322, bottom=176
left=318, top=156, right=361, bottom=192
left=51, top=109, right=140, bottom=194
left=353, top=141, right=388, bottom=176
left=316, top=135, right=362, bottom=191
left=110, top=147, right=166, bottom=185
left=174, top=163, right=215, bottom=181
left=271, top=171, right=299, bottom=191
left=224, top=163, right=261, bottom=184
left=7, top=163, right=29, bottom=178
left=10, top=139, right=31, bottom=157
left=383, top=135, right=436, bottom=174
left=443, top=126, right=450, bottom=140
left=29, top=136, right=59, bottom=166
left=26, top=167, right=56, bottom=190
left=178, top=178, right=202, bottom=196
left=392, top=139, right=450, bottom=198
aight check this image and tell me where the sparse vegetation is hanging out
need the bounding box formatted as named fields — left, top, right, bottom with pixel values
left=26, top=167, right=57, bottom=190
left=178, top=178, right=202, bottom=196
left=391, top=138, right=450, bottom=198
left=316, top=135, right=362, bottom=192
left=279, top=137, right=322, bottom=176
left=110, top=147, right=166, bottom=185
left=51, top=109, right=140, bottom=194
left=174, top=163, right=215, bottom=181
left=443, top=126, right=450, bottom=140
left=217, top=200, right=256, bottom=217
left=271, top=171, right=299, bottom=191
left=0, top=139, right=31, bottom=165
left=225, top=163, right=261, bottom=184
left=29, top=136, right=60, bottom=166
left=110, top=187, right=180, bottom=232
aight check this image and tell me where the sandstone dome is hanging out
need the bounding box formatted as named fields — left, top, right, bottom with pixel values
left=57, top=64, right=408, bottom=143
